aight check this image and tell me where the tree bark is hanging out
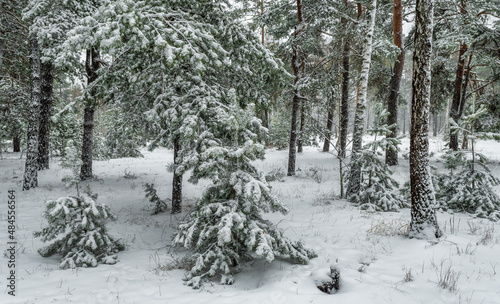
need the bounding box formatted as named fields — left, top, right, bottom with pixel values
left=38, top=61, right=53, bottom=170
left=408, top=0, right=442, bottom=239
left=385, top=0, right=405, bottom=166
left=339, top=38, right=350, bottom=159
left=23, top=36, right=41, bottom=191
left=346, top=0, right=377, bottom=199
left=287, top=0, right=304, bottom=176
left=80, top=47, right=100, bottom=181
left=449, top=43, right=467, bottom=151
left=13, top=132, right=20, bottom=152
left=297, top=100, right=305, bottom=153
left=432, top=112, right=438, bottom=137
left=322, top=95, right=334, bottom=152
left=172, top=135, right=182, bottom=214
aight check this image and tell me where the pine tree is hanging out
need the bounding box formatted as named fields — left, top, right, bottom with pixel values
left=34, top=194, right=124, bottom=269
left=172, top=103, right=316, bottom=288
left=435, top=99, right=500, bottom=221
left=34, top=139, right=124, bottom=268
left=385, top=0, right=405, bottom=166
left=348, top=107, right=407, bottom=211
left=408, top=0, right=442, bottom=239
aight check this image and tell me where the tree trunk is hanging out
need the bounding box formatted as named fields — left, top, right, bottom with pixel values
left=385, top=0, right=404, bottom=166
left=80, top=47, right=100, bottom=181
left=172, top=135, right=182, bottom=214
left=287, top=0, right=303, bottom=176
left=23, top=36, right=41, bottom=191
left=432, top=112, right=438, bottom=137
left=408, top=0, right=442, bottom=239
left=449, top=43, right=467, bottom=151
left=297, top=100, right=305, bottom=153
left=345, top=0, right=377, bottom=199
left=13, top=133, right=20, bottom=152
left=38, top=61, right=53, bottom=170
left=322, top=95, right=334, bottom=152
left=339, top=38, right=350, bottom=159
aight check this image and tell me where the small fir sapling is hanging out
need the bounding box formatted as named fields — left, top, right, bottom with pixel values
left=172, top=103, right=316, bottom=288
left=435, top=100, right=500, bottom=221
left=144, top=183, right=169, bottom=214
left=347, top=108, right=408, bottom=211
left=34, top=141, right=124, bottom=268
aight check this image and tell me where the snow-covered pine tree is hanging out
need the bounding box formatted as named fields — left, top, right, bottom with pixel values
left=348, top=107, right=407, bottom=211
left=435, top=99, right=500, bottom=221
left=65, top=0, right=289, bottom=214
left=34, top=194, right=124, bottom=269
left=34, top=140, right=123, bottom=268
left=408, top=0, right=442, bottom=239
left=173, top=101, right=316, bottom=288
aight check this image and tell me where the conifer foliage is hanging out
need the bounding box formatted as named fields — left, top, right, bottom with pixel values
left=348, top=108, right=407, bottom=212
left=172, top=103, right=316, bottom=288
left=34, top=194, right=124, bottom=269
left=435, top=103, right=500, bottom=221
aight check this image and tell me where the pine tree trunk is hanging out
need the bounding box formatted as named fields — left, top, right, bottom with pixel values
left=449, top=43, right=467, bottom=151
left=345, top=0, right=377, bottom=199
left=172, top=135, right=182, bottom=214
left=23, top=36, right=41, bottom=191
left=38, top=61, right=53, bottom=170
left=385, top=0, right=404, bottom=166
left=297, top=100, right=305, bottom=153
left=80, top=106, right=95, bottom=180
left=408, top=0, right=442, bottom=239
left=13, top=131, right=20, bottom=152
left=287, top=0, right=304, bottom=176
left=322, top=97, right=334, bottom=152
left=339, top=38, right=350, bottom=159
left=80, top=47, right=100, bottom=181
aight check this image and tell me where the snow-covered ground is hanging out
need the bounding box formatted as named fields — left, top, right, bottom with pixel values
left=1, top=136, right=499, bottom=304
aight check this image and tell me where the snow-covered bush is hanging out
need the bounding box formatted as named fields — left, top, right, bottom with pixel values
left=173, top=104, right=316, bottom=288
left=34, top=194, right=124, bottom=268
left=347, top=109, right=407, bottom=211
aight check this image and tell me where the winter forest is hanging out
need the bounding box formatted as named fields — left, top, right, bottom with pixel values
left=1, top=0, right=500, bottom=303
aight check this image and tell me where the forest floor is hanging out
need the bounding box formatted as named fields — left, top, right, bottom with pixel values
left=1, top=136, right=500, bottom=304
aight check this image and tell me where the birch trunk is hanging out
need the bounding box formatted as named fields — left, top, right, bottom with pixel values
left=408, top=0, right=442, bottom=239
left=345, top=0, right=377, bottom=199
left=23, top=36, right=41, bottom=190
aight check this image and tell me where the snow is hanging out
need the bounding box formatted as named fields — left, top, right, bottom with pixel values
left=1, top=137, right=500, bottom=303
